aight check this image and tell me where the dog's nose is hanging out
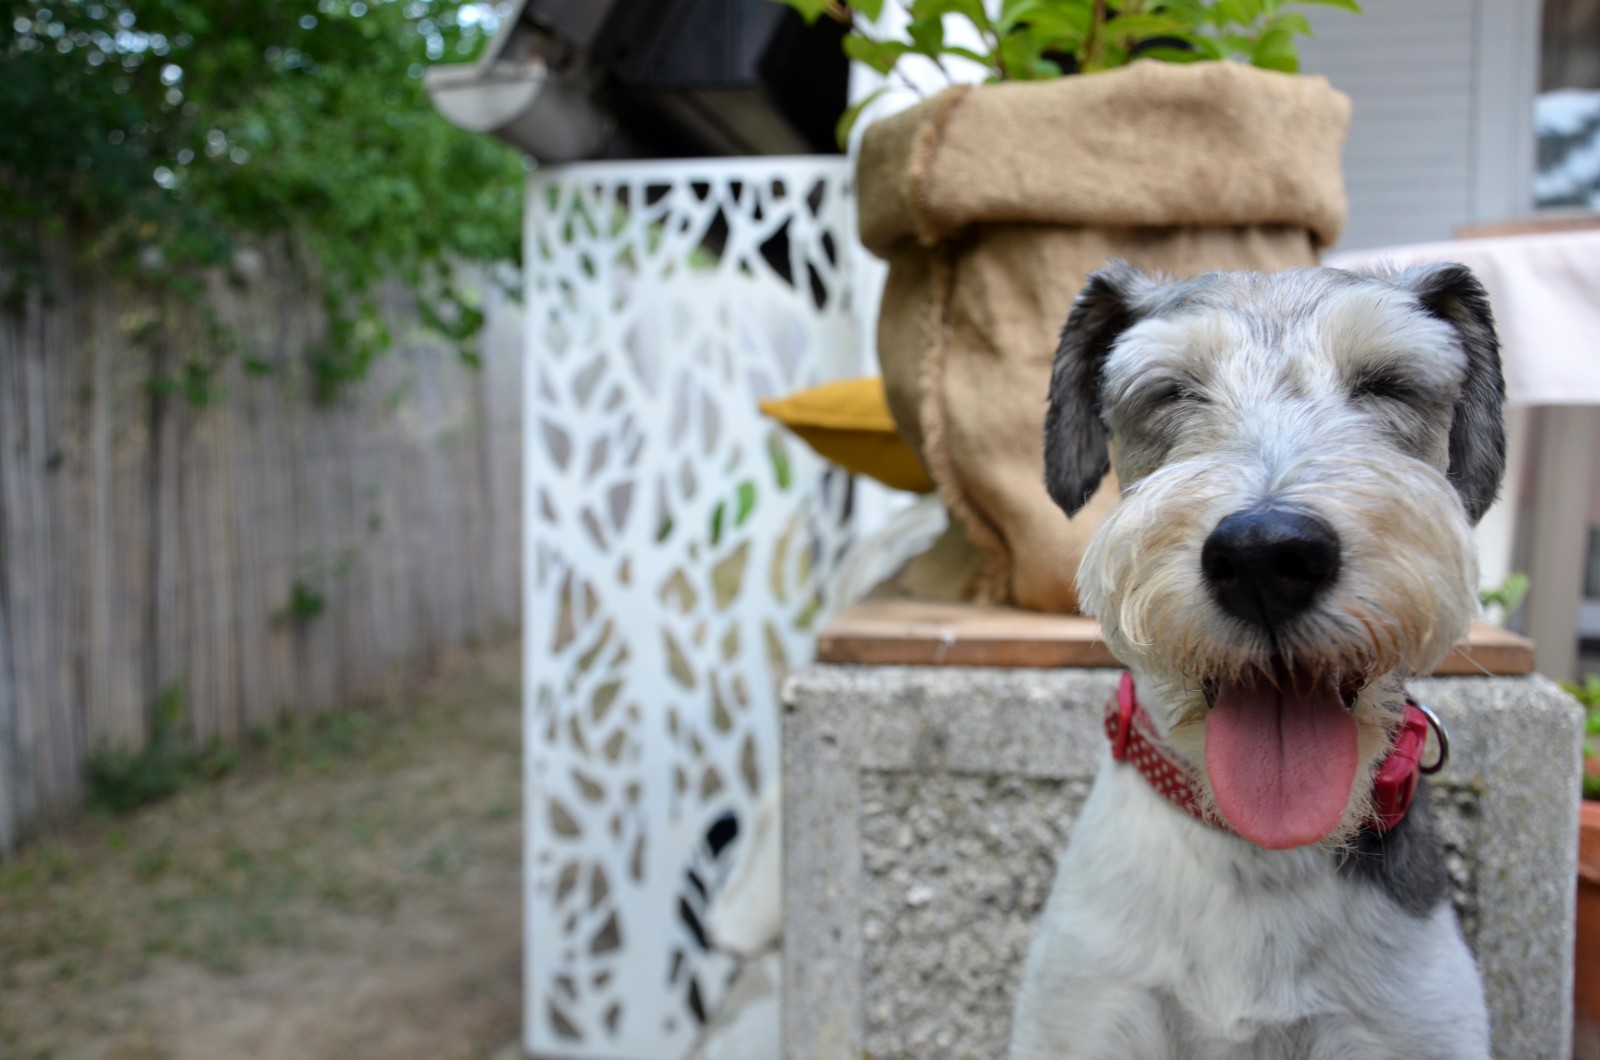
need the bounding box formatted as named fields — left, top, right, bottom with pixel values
left=1200, top=508, right=1341, bottom=627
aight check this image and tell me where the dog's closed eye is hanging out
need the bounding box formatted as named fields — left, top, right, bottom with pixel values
left=1114, top=372, right=1209, bottom=416
left=1145, top=378, right=1207, bottom=406
left=1348, top=367, right=1448, bottom=408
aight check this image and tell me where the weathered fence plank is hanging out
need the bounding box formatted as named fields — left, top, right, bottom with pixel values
left=0, top=243, right=522, bottom=851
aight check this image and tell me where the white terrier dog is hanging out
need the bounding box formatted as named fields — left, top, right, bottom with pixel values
left=1010, top=262, right=1503, bottom=1059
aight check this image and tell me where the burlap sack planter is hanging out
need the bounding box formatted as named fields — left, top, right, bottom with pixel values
left=858, top=60, right=1351, bottom=612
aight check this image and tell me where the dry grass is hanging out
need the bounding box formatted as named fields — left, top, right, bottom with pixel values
left=0, top=637, right=523, bottom=1060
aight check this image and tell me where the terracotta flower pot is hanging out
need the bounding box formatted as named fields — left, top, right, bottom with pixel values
left=1575, top=800, right=1600, bottom=1057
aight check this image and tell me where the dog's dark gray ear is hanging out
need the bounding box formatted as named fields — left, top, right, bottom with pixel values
left=1043, top=261, right=1151, bottom=517
left=1394, top=263, right=1507, bottom=524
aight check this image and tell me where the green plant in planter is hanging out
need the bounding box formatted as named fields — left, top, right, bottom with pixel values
left=776, top=0, right=1360, bottom=142
left=1479, top=571, right=1530, bottom=615
left=1566, top=675, right=1600, bottom=800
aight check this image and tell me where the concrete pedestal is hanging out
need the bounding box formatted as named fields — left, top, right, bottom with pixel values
left=783, top=663, right=1581, bottom=1060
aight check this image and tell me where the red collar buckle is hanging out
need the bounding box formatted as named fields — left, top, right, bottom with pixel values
left=1369, top=699, right=1449, bottom=832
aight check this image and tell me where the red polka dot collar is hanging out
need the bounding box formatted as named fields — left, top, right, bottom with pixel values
left=1103, top=673, right=1448, bottom=837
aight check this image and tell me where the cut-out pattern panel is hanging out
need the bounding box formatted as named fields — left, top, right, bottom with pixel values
left=523, top=157, right=860, bottom=1059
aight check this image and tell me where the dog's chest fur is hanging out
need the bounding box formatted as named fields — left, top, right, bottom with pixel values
left=1010, top=757, right=1489, bottom=1060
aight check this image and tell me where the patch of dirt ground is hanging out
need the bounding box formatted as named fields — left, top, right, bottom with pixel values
left=0, top=638, right=524, bottom=1060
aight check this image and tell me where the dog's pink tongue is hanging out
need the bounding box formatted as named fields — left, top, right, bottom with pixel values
left=1205, top=671, right=1359, bottom=850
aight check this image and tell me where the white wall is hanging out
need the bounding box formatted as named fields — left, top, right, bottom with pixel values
left=1298, top=0, right=1540, bottom=251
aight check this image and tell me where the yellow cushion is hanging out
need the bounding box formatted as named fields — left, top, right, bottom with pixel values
left=759, top=377, right=935, bottom=494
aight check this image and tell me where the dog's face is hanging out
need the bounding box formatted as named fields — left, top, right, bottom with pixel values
left=1044, top=262, right=1506, bottom=850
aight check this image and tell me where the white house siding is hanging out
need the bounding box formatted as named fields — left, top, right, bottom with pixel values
left=1298, top=0, right=1539, bottom=252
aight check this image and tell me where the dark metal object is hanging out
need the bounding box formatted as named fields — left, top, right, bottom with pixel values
left=508, top=0, right=850, bottom=159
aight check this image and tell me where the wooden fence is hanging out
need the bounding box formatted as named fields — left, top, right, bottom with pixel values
left=0, top=241, right=522, bottom=852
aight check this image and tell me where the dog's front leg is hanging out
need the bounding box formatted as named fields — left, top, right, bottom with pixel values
left=1010, top=761, right=1190, bottom=1060
left=1011, top=981, right=1181, bottom=1060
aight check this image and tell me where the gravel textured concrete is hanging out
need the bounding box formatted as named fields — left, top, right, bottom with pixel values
left=783, top=666, right=1581, bottom=1060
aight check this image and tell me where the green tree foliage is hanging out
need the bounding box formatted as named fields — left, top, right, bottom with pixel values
left=1, top=0, right=525, bottom=395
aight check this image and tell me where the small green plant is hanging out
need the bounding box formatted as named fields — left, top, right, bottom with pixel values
left=84, top=685, right=237, bottom=815
left=272, top=552, right=358, bottom=628
left=1478, top=573, right=1529, bottom=614
left=1565, top=675, right=1600, bottom=800
left=1479, top=571, right=1530, bottom=615
left=775, top=0, right=1360, bottom=143
left=274, top=579, right=328, bottom=628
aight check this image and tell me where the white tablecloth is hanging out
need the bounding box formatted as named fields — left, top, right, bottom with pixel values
left=1328, top=229, right=1600, bottom=408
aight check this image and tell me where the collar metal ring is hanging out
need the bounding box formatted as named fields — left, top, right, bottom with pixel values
left=1414, top=702, right=1450, bottom=775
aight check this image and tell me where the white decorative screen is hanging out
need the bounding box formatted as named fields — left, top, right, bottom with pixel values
left=522, top=157, right=859, bottom=1059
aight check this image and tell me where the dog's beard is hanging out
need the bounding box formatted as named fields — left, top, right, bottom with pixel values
left=1079, top=450, right=1476, bottom=849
